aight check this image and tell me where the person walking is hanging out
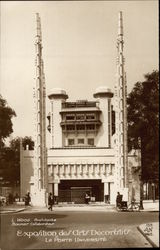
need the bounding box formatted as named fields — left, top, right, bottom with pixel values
left=116, top=192, right=122, bottom=208
left=85, top=193, right=90, bottom=204
left=27, top=192, right=31, bottom=205
left=25, top=192, right=31, bottom=206
left=48, top=192, right=53, bottom=211
left=25, top=193, right=29, bottom=206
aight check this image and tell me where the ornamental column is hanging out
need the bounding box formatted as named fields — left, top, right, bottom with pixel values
left=114, top=11, right=128, bottom=199
left=31, top=13, right=48, bottom=206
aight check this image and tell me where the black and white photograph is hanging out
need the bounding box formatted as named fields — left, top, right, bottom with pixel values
left=0, top=0, right=159, bottom=249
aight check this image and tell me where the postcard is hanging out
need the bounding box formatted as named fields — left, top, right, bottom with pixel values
left=0, top=1, right=159, bottom=249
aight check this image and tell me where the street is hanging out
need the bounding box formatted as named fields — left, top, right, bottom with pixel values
left=1, top=210, right=158, bottom=249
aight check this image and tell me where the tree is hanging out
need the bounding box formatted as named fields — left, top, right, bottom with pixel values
left=0, top=136, right=34, bottom=186
left=0, top=95, right=34, bottom=187
left=0, top=95, right=16, bottom=148
left=0, top=147, right=19, bottom=185
left=0, top=95, right=16, bottom=186
left=10, top=136, right=34, bottom=151
left=127, top=70, right=159, bottom=182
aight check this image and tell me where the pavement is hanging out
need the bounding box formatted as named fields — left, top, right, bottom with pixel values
left=1, top=200, right=159, bottom=248
left=142, top=200, right=159, bottom=212
left=0, top=204, right=26, bottom=214
left=0, top=199, right=159, bottom=213
left=0, top=203, right=116, bottom=214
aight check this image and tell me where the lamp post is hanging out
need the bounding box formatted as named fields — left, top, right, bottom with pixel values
left=138, top=137, right=144, bottom=210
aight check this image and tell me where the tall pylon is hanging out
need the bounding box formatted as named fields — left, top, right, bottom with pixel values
left=114, top=12, right=128, bottom=195
left=31, top=13, right=48, bottom=206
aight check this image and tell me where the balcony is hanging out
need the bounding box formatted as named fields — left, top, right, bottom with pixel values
left=60, top=120, right=101, bottom=126
left=62, top=101, right=98, bottom=109
left=60, top=121, right=101, bottom=135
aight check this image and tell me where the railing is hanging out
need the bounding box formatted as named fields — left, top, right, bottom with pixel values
left=60, top=120, right=101, bottom=125
left=62, top=101, right=98, bottom=108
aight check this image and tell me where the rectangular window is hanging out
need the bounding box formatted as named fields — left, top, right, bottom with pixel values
left=86, top=114, right=95, bottom=120
left=88, top=138, right=94, bottom=146
left=76, top=115, right=84, bottom=120
left=77, top=124, right=85, bottom=130
left=66, top=125, right=75, bottom=130
left=66, top=115, right=75, bottom=120
left=78, top=138, right=84, bottom=144
left=68, top=139, right=75, bottom=146
left=86, top=124, right=95, bottom=130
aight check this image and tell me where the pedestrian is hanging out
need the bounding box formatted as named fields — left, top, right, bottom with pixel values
left=116, top=192, right=122, bottom=208
left=85, top=193, right=90, bottom=204
left=48, top=192, right=53, bottom=211
left=8, top=193, right=13, bottom=204
left=27, top=192, right=31, bottom=205
left=25, top=194, right=29, bottom=206
left=14, top=193, right=20, bottom=202
left=25, top=192, right=31, bottom=206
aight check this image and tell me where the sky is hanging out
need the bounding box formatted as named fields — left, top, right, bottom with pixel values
left=0, top=0, right=158, bottom=141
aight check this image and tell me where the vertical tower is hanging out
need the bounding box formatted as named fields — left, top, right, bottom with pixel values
left=114, top=12, right=128, bottom=197
left=31, top=13, right=47, bottom=206
left=48, top=88, right=68, bottom=148
left=93, top=86, right=113, bottom=148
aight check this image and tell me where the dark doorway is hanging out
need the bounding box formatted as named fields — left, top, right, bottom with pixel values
left=71, top=187, right=92, bottom=204
left=58, top=179, right=104, bottom=203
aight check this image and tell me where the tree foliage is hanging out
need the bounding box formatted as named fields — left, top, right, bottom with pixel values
left=0, top=147, right=19, bottom=185
left=10, top=136, right=34, bottom=151
left=127, top=70, right=159, bottom=182
left=0, top=95, right=16, bottom=148
left=0, top=95, right=34, bottom=186
left=0, top=136, right=34, bottom=186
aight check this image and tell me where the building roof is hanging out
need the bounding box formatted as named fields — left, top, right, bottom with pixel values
left=93, top=86, right=114, bottom=98
left=48, top=88, right=68, bottom=99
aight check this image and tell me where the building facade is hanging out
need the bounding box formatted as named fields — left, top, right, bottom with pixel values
left=47, top=87, right=117, bottom=204
left=20, top=86, right=141, bottom=205
left=20, top=12, right=141, bottom=206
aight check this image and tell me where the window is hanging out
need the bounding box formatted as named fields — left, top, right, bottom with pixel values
left=66, top=115, right=75, bottom=120
left=86, top=124, right=95, bottom=130
left=88, top=138, right=94, bottom=146
left=78, top=138, right=84, bottom=144
left=76, top=115, right=84, bottom=120
left=86, top=114, right=95, bottom=120
left=66, top=125, right=75, bottom=130
left=68, top=139, right=75, bottom=146
left=77, top=124, right=85, bottom=130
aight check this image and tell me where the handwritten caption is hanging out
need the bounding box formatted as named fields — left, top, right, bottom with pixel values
left=11, top=218, right=56, bottom=226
